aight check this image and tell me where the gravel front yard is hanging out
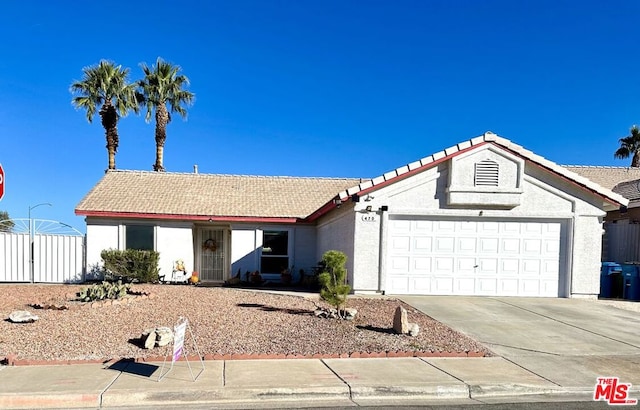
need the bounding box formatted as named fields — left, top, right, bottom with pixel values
left=0, top=284, right=492, bottom=363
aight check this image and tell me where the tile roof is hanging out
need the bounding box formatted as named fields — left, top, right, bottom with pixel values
left=563, top=166, right=640, bottom=191
left=335, top=132, right=628, bottom=208
left=76, top=132, right=629, bottom=222
left=611, top=180, right=640, bottom=202
left=75, top=171, right=361, bottom=220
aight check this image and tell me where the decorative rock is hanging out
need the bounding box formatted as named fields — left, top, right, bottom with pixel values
left=155, top=327, right=174, bottom=347
left=144, top=331, right=156, bottom=349
left=393, top=306, right=409, bottom=334
left=343, top=308, right=358, bottom=321
left=409, top=323, right=420, bottom=336
left=8, top=311, right=39, bottom=323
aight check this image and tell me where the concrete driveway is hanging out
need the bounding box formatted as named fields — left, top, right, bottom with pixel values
left=400, top=296, right=640, bottom=391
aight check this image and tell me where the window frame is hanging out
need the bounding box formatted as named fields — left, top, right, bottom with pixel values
left=125, top=224, right=155, bottom=251
left=260, top=230, right=290, bottom=274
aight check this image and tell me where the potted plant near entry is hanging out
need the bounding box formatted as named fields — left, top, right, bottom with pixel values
left=281, top=267, right=293, bottom=285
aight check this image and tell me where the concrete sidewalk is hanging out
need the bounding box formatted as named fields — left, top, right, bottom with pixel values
left=0, top=356, right=588, bottom=409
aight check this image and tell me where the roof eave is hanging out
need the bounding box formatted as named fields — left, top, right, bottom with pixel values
left=75, top=210, right=305, bottom=224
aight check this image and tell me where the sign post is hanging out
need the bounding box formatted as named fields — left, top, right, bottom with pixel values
left=157, top=317, right=204, bottom=382
left=0, top=163, right=4, bottom=201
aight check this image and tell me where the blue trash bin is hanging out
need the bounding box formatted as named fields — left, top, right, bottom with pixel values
left=622, top=265, right=640, bottom=301
left=600, top=262, right=622, bottom=298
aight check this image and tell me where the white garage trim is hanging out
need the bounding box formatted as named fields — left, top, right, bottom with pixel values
left=385, top=216, right=568, bottom=297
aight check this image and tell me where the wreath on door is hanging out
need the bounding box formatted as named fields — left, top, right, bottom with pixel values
left=203, top=238, right=218, bottom=252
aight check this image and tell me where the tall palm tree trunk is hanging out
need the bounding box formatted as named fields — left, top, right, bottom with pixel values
left=153, top=104, right=170, bottom=172
left=100, top=102, right=120, bottom=170
left=633, top=153, right=640, bottom=168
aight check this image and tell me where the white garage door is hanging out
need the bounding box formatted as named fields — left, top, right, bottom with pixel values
left=386, top=218, right=562, bottom=296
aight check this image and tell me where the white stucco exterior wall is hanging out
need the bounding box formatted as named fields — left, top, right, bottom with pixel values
left=85, top=220, right=119, bottom=277
left=156, top=222, right=195, bottom=278
left=317, top=205, right=356, bottom=286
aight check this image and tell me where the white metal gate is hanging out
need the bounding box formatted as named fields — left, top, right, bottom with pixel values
left=0, top=219, right=85, bottom=283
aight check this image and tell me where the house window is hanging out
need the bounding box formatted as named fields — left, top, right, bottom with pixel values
left=261, top=230, right=289, bottom=273
left=474, top=160, right=499, bottom=187
left=126, top=225, right=154, bottom=250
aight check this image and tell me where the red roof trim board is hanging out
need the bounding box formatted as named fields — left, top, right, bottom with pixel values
left=75, top=210, right=302, bottom=224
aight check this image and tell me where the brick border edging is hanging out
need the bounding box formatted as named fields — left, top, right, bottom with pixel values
left=1, top=350, right=488, bottom=366
left=31, top=291, right=156, bottom=310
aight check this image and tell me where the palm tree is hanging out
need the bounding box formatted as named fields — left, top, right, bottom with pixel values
left=70, top=60, right=140, bottom=170
left=615, top=125, right=640, bottom=167
left=138, top=57, right=195, bottom=172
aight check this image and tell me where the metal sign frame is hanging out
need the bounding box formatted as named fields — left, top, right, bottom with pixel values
left=157, top=317, right=205, bottom=382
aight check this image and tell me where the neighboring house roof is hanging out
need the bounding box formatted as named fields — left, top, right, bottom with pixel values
left=75, top=171, right=361, bottom=222
left=563, top=166, right=640, bottom=191
left=611, top=179, right=640, bottom=203
left=331, top=132, right=628, bottom=211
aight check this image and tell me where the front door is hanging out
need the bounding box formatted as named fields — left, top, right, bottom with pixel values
left=198, top=228, right=227, bottom=282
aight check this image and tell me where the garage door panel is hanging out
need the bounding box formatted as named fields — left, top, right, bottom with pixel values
left=387, top=218, right=563, bottom=297
left=433, top=277, right=454, bottom=293
left=389, top=256, right=410, bottom=272
left=413, top=257, right=431, bottom=272
left=457, top=257, right=477, bottom=273
left=500, top=279, right=519, bottom=294
left=501, top=238, right=520, bottom=253
left=501, top=259, right=519, bottom=275
left=434, top=257, right=454, bottom=273
left=455, top=278, right=476, bottom=294
left=478, top=258, right=498, bottom=273
left=523, top=239, right=542, bottom=254
left=391, top=236, right=410, bottom=252
left=479, top=237, right=499, bottom=253
left=434, top=237, right=454, bottom=252
left=388, top=276, right=410, bottom=294
left=413, top=237, right=432, bottom=253
left=458, top=237, right=476, bottom=252
left=411, top=277, right=431, bottom=293
left=476, top=278, right=497, bottom=294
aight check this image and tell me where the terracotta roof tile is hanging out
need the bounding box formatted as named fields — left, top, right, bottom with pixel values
left=76, top=171, right=361, bottom=219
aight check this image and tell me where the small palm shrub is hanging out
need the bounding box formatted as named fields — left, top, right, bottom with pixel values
left=318, top=250, right=351, bottom=318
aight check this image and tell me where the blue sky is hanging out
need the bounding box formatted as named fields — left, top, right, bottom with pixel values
left=1, top=0, right=640, bottom=231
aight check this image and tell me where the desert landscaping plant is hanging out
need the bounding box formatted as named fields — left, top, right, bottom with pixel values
left=318, top=250, right=351, bottom=318
left=100, top=249, right=160, bottom=282
left=77, top=280, right=131, bottom=302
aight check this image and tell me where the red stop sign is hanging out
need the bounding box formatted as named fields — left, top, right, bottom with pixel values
left=0, top=163, right=4, bottom=201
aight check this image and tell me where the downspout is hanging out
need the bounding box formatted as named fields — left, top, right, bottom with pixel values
left=377, top=206, right=389, bottom=294
left=566, top=215, right=575, bottom=298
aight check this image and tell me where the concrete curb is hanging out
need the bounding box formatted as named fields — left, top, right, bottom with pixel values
left=1, top=350, right=488, bottom=366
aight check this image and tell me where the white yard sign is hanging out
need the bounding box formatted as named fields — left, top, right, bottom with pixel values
left=172, top=320, right=187, bottom=363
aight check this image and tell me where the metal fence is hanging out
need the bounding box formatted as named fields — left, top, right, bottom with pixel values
left=603, top=222, right=640, bottom=263
left=0, top=232, right=85, bottom=283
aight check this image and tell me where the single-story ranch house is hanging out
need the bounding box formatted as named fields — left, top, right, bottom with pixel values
left=75, top=132, right=628, bottom=298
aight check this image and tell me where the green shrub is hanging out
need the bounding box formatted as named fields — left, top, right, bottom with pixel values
left=318, top=250, right=351, bottom=317
left=100, top=249, right=160, bottom=283
left=77, top=280, right=131, bottom=302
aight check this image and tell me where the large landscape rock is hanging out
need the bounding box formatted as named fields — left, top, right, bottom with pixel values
left=141, top=327, right=174, bottom=349
left=9, top=310, right=39, bottom=323
left=393, top=306, right=409, bottom=334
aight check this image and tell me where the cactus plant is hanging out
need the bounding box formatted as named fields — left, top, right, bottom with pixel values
left=77, top=280, right=131, bottom=302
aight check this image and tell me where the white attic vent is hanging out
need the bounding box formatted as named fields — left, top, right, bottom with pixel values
left=474, top=159, right=499, bottom=187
